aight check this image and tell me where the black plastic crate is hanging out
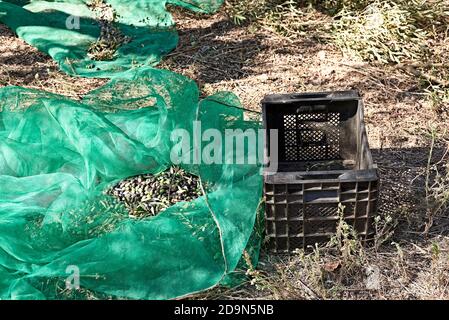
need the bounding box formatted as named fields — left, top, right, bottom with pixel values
left=262, top=91, right=379, bottom=252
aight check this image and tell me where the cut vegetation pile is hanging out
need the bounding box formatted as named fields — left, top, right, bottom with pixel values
left=226, top=0, right=449, bottom=90
left=87, top=0, right=131, bottom=61
left=109, top=167, right=203, bottom=218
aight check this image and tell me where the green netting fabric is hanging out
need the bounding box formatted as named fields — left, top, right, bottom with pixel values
left=0, top=0, right=264, bottom=300
left=0, top=0, right=223, bottom=78
left=0, top=67, right=263, bottom=300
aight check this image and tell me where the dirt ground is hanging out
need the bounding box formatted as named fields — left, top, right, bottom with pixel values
left=0, top=24, right=106, bottom=97
left=1, top=5, right=449, bottom=300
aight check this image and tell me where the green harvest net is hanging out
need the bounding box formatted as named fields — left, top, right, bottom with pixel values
left=0, top=0, right=264, bottom=299
left=0, top=0, right=223, bottom=77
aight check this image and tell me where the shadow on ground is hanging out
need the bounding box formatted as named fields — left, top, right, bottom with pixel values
left=0, top=24, right=57, bottom=85
left=373, top=145, right=448, bottom=240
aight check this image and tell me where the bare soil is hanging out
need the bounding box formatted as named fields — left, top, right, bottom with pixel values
left=0, top=24, right=106, bottom=98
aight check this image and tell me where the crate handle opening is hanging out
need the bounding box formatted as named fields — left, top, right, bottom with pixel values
left=291, top=93, right=329, bottom=100
left=296, top=105, right=327, bottom=113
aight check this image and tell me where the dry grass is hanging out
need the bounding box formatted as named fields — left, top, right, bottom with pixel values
left=1, top=0, right=449, bottom=300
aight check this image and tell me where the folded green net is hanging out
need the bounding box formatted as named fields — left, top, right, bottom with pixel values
left=0, top=0, right=222, bottom=78
left=0, top=0, right=264, bottom=299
